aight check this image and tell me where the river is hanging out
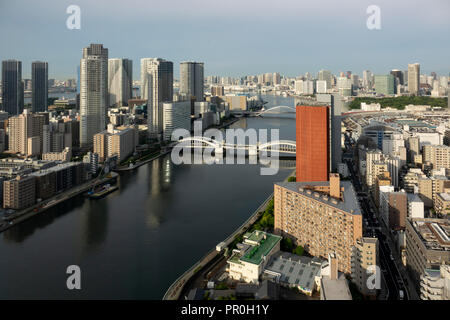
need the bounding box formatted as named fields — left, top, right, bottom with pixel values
left=0, top=94, right=296, bottom=299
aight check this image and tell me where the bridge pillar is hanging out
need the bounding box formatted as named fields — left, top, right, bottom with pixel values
left=248, top=146, right=258, bottom=156
left=215, top=147, right=223, bottom=154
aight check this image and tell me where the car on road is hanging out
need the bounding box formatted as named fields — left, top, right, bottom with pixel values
left=390, top=254, right=394, bottom=261
left=399, top=290, right=404, bottom=300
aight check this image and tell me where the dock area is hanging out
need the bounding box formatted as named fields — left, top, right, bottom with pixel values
left=0, top=172, right=119, bottom=233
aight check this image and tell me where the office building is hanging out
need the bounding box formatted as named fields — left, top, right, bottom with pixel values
left=1, top=59, right=23, bottom=115
left=141, top=58, right=173, bottom=138
left=408, top=63, right=420, bottom=95
left=162, top=101, right=191, bottom=141
left=274, top=174, right=363, bottom=273
left=31, top=61, right=48, bottom=112
left=180, top=62, right=204, bottom=102
left=80, top=44, right=108, bottom=148
left=108, top=58, right=132, bottom=107
left=374, top=75, right=395, bottom=95
left=296, top=104, right=330, bottom=182
left=318, top=70, right=332, bottom=89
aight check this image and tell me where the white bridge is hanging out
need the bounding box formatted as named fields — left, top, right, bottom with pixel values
left=174, top=137, right=296, bottom=155
left=253, top=105, right=296, bottom=116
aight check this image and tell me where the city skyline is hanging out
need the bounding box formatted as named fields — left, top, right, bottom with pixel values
left=1, top=0, right=449, bottom=79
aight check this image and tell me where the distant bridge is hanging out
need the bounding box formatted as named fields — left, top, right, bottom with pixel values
left=173, top=137, right=296, bottom=155
left=231, top=106, right=296, bottom=117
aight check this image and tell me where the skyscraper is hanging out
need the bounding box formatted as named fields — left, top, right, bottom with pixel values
left=179, top=61, right=204, bottom=102
left=374, top=74, right=395, bottom=95
left=141, top=58, right=173, bottom=138
left=108, top=58, right=132, bottom=107
left=31, top=61, right=48, bottom=112
left=362, top=70, right=372, bottom=90
left=1, top=59, right=23, bottom=115
left=408, top=63, right=420, bottom=95
left=80, top=44, right=108, bottom=148
left=296, top=104, right=330, bottom=182
left=318, top=70, right=332, bottom=90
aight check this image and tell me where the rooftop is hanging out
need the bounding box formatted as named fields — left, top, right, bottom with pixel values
left=264, top=252, right=323, bottom=292
left=409, top=218, right=450, bottom=252
left=240, top=231, right=282, bottom=265
left=321, top=274, right=352, bottom=300
left=275, top=180, right=361, bottom=216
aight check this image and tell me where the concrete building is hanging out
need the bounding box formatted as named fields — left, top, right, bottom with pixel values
left=162, top=101, right=191, bottom=141
left=407, top=193, right=425, bottom=219
left=423, top=145, right=450, bottom=170
left=374, top=171, right=391, bottom=208
left=320, top=253, right=352, bottom=300
left=42, top=147, right=72, bottom=162
left=420, top=265, right=450, bottom=300
left=1, top=59, right=23, bottom=115
left=418, top=176, right=450, bottom=208
left=405, top=218, right=450, bottom=291
left=388, top=192, right=408, bottom=230
left=227, top=230, right=282, bottom=284
left=180, top=61, right=204, bottom=102
left=3, top=175, right=36, bottom=209
left=80, top=44, right=108, bottom=148
left=211, top=85, right=224, bottom=97
left=141, top=58, right=173, bottom=138
left=108, top=58, right=132, bottom=107
left=434, top=193, right=450, bottom=216
left=94, top=125, right=136, bottom=163
left=274, top=174, right=363, bottom=273
left=351, top=237, right=379, bottom=297
left=8, top=109, right=45, bottom=156
left=31, top=61, right=48, bottom=112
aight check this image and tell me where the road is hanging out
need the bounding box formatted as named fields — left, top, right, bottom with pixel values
left=344, top=134, right=411, bottom=300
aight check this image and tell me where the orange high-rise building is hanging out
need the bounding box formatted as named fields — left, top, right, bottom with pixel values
left=296, top=105, right=330, bottom=182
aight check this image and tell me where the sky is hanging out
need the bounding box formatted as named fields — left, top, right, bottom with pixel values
left=1, top=0, right=449, bottom=80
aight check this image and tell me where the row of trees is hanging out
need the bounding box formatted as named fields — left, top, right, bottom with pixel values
left=349, top=96, right=448, bottom=110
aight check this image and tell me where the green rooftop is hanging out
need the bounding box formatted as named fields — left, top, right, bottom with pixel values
left=240, top=231, right=282, bottom=265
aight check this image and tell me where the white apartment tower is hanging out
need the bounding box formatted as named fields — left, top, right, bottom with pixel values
left=141, top=58, right=173, bottom=139
left=80, top=44, right=108, bottom=148
left=108, top=58, right=132, bottom=107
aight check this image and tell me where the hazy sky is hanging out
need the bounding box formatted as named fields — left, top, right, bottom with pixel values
left=1, top=0, right=449, bottom=80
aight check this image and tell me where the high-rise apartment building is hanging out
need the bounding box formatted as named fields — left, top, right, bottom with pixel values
left=296, top=105, right=330, bottom=182
left=1, top=60, right=23, bottom=115
left=211, top=85, right=224, bottom=97
left=93, top=125, right=136, bottom=163
left=108, top=58, right=132, bottom=107
left=31, top=61, right=48, bottom=112
left=3, top=175, right=36, bottom=209
left=422, top=145, right=450, bottom=170
left=80, top=44, right=108, bottom=148
left=408, top=63, right=420, bottom=95
left=8, top=109, right=45, bottom=156
left=351, top=237, right=379, bottom=297
left=141, top=58, right=173, bottom=138
left=318, top=70, right=332, bottom=89
left=162, top=101, right=191, bottom=141
left=274, top=174, right=363, bottom=273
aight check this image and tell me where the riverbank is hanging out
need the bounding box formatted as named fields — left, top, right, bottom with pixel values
left=162, top=169, right=295, bottom=300
left=0, top=172, right=118, bottom=233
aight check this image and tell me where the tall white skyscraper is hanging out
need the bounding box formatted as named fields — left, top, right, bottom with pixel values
left=80, top=44, right=108, bottom=148
left=180, top=61, right=204, bottom=102
left=108, top=58, right=132, bottom=107
left=408, top=63, right=420, bottom=95
left=141, top=58, right=173, bottom=138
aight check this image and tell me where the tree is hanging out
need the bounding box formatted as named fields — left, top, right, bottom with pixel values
left=293, top=245, right=304, bottom=256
